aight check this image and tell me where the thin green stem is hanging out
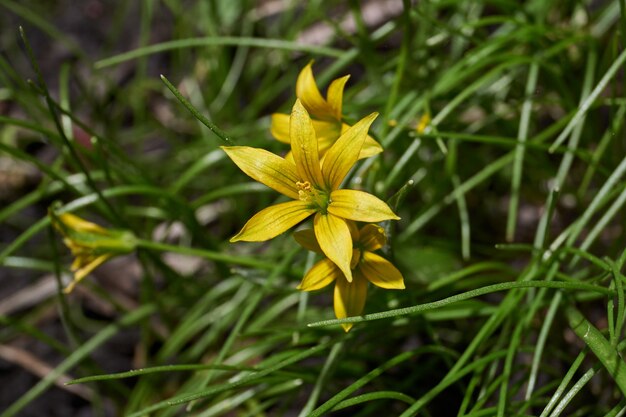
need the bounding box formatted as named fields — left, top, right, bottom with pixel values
left=135, top=239, right=283, bottom=271
left=309, top=281, right=614, bottom=328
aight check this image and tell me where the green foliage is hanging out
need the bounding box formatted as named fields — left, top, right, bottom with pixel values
left=1, top=1, right=626, bottom=416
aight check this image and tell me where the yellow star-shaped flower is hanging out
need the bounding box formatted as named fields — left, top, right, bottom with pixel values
left=295, top=222, right=405, bottom=332
left=270, top=62, right=383, bottom=160
left=222, top=99, right=399, bottom=282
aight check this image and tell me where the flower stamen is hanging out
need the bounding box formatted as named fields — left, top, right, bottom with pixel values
left=296, top=180, right=330, bottom=212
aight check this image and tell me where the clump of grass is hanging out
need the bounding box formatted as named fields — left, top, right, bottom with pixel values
left=1, top=1, right=626, bottom=416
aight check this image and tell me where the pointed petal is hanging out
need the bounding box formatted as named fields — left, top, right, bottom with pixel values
left=313, top=120, right=342, bottom=158
left=326, top=75, right=350, bottom=120
left=339, top=123, right=383, bottom=159
left=63, top=238, right=81, bottom=254
left=313, top=119, right=342, bottom=142
left=359, top=224, right=387, bottom=251
left=328, top=189, right=400, bottom=222
left=273, top=115, right=342, bottom=148
left=297, top=258, right=341, bottom=291
left=322, top=113, right=378, bottom=190
left=290, top=100, right=325, bottom=188
left=294, top=226, right=359, bottom=256
left=350, top=248, right=361, bottom=269
left=57, top=213, right=108, bottom=235
left=270, top=113, right=291, bottom=144
left=314, top=213, right=353, bottom=282
left=70, top=255, right=84, bottom=271
left=65, top=254, right=111, bottom=293
left=360, top=135, right=384, bottom=159
left=334, top=274, right=367, bottom=332
left=359, top=251, right=405, bottom=289
left=293, top=229, right=323, bottom=254
left=222, top=146, right=300, bottom=200
left=317, top=137, right=336, bottom=159
left=70, top=252, right=97, bottom=271
left=273, top=115, right=342, bottom=149
left=296, top=62, right=334, bottom=120
left=231, top=201, right=315, bottom=242
left=346, top=220, right=360, bottom=241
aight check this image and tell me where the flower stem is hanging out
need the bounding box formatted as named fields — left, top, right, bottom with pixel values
left=135, top=239, right=278, bottom=270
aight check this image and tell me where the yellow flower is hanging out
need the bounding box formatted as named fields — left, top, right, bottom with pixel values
left=222, top=99, right=399, bottom=282
left=270, top=62, right=382, bottom=160
left=49, top=209, right=137, bottom=293
left=295, top=222, right=405, bottom=332
left=416, top=113, right=431, bottom=134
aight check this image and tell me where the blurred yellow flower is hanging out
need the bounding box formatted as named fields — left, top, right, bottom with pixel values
left=50, top=209, right=136, bottom=293
left=222, top=99, right=399, bottom=282
left=295, top=222, right=405, bottom=332
left=416, top=113, right=431, bottom=134
left=270, top=62, right=382, bottom=160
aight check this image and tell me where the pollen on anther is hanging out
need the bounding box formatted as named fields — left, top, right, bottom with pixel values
left=296, top=181, right=312, bottom=191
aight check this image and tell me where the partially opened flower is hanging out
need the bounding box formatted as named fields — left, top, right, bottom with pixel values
left=222, top=99, right=399, bottom=282
left=295, top=222, right=405, bottom=332
left=271, top=62, right=382, bottom=159
left=49, top=209, right=137, bottom=293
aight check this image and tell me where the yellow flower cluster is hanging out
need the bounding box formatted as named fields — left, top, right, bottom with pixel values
left=49, top=63, right=405, bottom=331
left=224, top=63, right=405, bottom=331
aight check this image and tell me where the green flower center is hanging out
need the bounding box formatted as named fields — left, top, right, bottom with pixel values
left=296, top=181, right=330, bottom=212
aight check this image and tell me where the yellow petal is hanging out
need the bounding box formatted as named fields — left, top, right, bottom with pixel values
left=346, top=220, right=360, bottom=241
left=57, top=213, right=108, bottom=235
left=221, top=146, right=300, bottom=200
left=293, top=229, right=323, bottom=254
left=273, top=116, right=342, bottom=152
left=290, top=100, right=325, bottom=188
left=350, top=248, right=361, bottom=269
left=326, top=75, right=350, bottom=120
left=296, top=62, right=335, bottom=121
left=314, top=213, right=353, bottom=282
left=334, top=273, right=367, bottom=332
left=70, top=252, right=89, bottom=272
left=339, top=123, right=383, bottom=159
left=360, top=135, right=384, bottom=159
left=359, top=251, right=405, bottom=289
left=231, top=201, right=315, bottom=242
left=64, top=254, right=111, bottom=293
left=270, top=113, right=291, bottom=144
left=313, top=120, right=342, bottom=157
left=322, top=113, right=378, bottom=190
left=328, top=190, right=400, bottom=222
left=313, top=119, right=342, bottom=142
left=297, top=258, right=341, bottom=291
left=359, top=224, right=387, bottom=251
left=63, top=238, right=81, bottom=254
left=416, top=113, right=431, bottom=134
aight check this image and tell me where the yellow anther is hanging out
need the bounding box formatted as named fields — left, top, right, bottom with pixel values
left=296, top=181, right=313, bottom=201
left=296, top=181, right=312, bottom=191
left=295, top=180, right=330, bottom=210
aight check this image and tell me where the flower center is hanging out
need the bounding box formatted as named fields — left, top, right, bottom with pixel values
left=296, top=181, right=330, bottom=211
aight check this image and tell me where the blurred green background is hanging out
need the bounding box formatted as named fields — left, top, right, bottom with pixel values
left=1, top=1, right=626, bottom=416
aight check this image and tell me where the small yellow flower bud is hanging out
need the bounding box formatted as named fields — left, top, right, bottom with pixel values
left=416, top=113, right=431, bottom=134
